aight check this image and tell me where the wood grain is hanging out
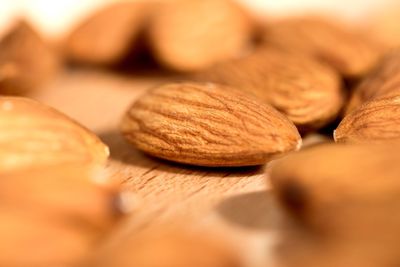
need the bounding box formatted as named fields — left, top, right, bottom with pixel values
left=31, top=69, right=326, bottom=266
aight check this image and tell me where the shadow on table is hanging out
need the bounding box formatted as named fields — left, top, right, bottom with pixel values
left=98, top=129, right=264, bottom=178
left=216, top=190, right=282, bottom=231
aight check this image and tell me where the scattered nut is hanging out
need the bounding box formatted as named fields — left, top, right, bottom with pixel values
left=121, top=82, right=301, bottom=167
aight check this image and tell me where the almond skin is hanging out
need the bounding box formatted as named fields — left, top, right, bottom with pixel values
left=121, top=82, right=301, bottom=167
left=0, top=97, right=109, bottom=173
left=0, top=20, right=59, bottom=95
left=194, top=48, right=343, bottom=132
left=88, top=228, right=241, bottom=267
left=261, top=16, right=384, bottom=78
left=346, top=50, right=400, bottom=114
left=0, top=164, right=122, bottom=267
left=335, top=95, right=400, bottom=143
left=148, top=0, right=255, bottom=72
left=65, top=1, right=155, bottom=66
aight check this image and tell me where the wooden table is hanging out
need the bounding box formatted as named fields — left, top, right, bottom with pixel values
left=33, top=68, right=322, bottom=266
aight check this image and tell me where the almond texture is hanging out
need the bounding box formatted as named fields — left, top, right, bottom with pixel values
left=335, top=95, right=400, bottom=143
left=121, top=82, right=301, bottom=167
left=0, top=97, right=109, bottom=173
left=65, top=1, right=155, bottom=66
left=346, top=50, right=400, bottom=114
left=194, top=48, right=343, bottom=131
left=262, top=16, right=384, bottom=78
left=148, top=0, right=255, bottom=72
left=0, top=164, right=122, bottom=267
left=0, top=20, right=59, bottom=95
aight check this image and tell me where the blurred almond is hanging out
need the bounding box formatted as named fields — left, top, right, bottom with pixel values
left=194, top=48, right=343, bottom=132
left=0, top=20, right=59, bottom=95
left=88, top=227, right=241, bottom=267
left=0, top=164, right=122, bottom=267
left=335, top=95, right=400, bottom=143
left=148, top=0, right=256, bottom=72
left=346, top=50, right=400, bottom=114
left=65, top=1, right=156, bottom=66
left=121, top=82, right=301, bottom=167
left=262, top=16, right=384, bottom=78
left=0, top=97, right=109, bottom=173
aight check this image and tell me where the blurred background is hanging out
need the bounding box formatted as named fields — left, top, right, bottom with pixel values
left=0, top=0, right=397, bottom=38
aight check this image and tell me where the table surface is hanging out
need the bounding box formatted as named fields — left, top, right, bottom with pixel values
left=32, top=68, right=324, bottom=266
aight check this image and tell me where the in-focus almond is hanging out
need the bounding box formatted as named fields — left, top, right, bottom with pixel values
left=194, top=48, right=343, bottom=132
left=121, top=82, right=301, bottom=167
left=335, top=95, right=400, bottom=143
left=0, top=97, right=109, bottom=173
left=148, top=0, right=255, bottom=72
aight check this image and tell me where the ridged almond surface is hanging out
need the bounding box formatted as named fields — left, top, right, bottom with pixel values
left=88, top=228, right=241, bottom=267
left=65, top=1, right=155, bottom=66
left=0, top=97, right=109, bottom=173
left=335, top=95, right=400, bottom=143
left=194, top=48, right=343, bottom=132
left=0, top=20, right=59, bottom=95
left=346, top=50, right=400, bottom=114
left=262, top=16, right=384, bottom=78
left=148, top=0, right=255, bottom=72
left=0, top=164, right=122, bottom=267
left=121, top=82, right=301, bottom=167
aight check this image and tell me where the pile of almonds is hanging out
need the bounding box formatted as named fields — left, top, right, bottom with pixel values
left=2, top=0, right=400, bottom=266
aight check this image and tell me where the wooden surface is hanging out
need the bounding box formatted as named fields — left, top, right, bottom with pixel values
left=32, top=68, right=319, bottom=266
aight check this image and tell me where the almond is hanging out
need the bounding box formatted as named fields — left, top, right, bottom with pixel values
left=65, top=1, right=155, bottom=66
left=269, top=143, right=400, bottom=232
left=88, top=227, right=241, bottom=267
left=335, top=95, right=400, bottom=143
left=121, top=82, right=301, bottom=167
left=346, top=50, right=400, bottom=114
left=148, top=0, right=255, bottom=72
left=0, top=20, right=59, bottom=95
left=261, top=16, right=384, bottom=78
left=0, top=164, right=122, bottom=267
left=194, top=48, right=343, bottom=132
left=0, top=97, right=109, bottom=173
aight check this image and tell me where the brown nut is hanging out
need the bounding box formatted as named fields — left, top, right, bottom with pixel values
left=335, top=95, right=400, bottom=143
left=346, top=50, right=400, bottom=114
left=65, top=1, right=156, bottom=66
left=194, top=48, right=343, bottom=132
left=148, top=0, right=256, bottom=72
left=261, top=16, right=384, bottom=78
left=0, top=97, right=109, bottom=173
left=0, top=20, right=59, bottom=95
left=0, top=164, right=122, bottom=267
left=88, top=228, right=241, bottom=267
left=121, top=82, right=301, bottom=167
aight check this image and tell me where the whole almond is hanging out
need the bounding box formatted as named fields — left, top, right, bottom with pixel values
left=335, top=95, right=400, bottom=143
left=148, top=0, right=255, bottom=72
left=121, top=82, right=301, bottom=167
left=88, top=228, right=241, bottom=267
left=194, top=48, right=343, bottom=132
left=346, top=50, right=400, bottom=114
left=269, top=143, right=400, bottom=232
left=261, top=16, right=384, bottom=78
left=0, top=97, right=109, bottom=173
left=65, top=1, right=155, bottom=66
left=0, top=20, right=59, bottom=95
left=270, top=143, right=400, bottom=267
left=0, top=164, right=122, bottom=267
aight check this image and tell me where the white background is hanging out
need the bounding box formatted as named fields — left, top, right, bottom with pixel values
left=0, top=0, right=396, bottom=38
